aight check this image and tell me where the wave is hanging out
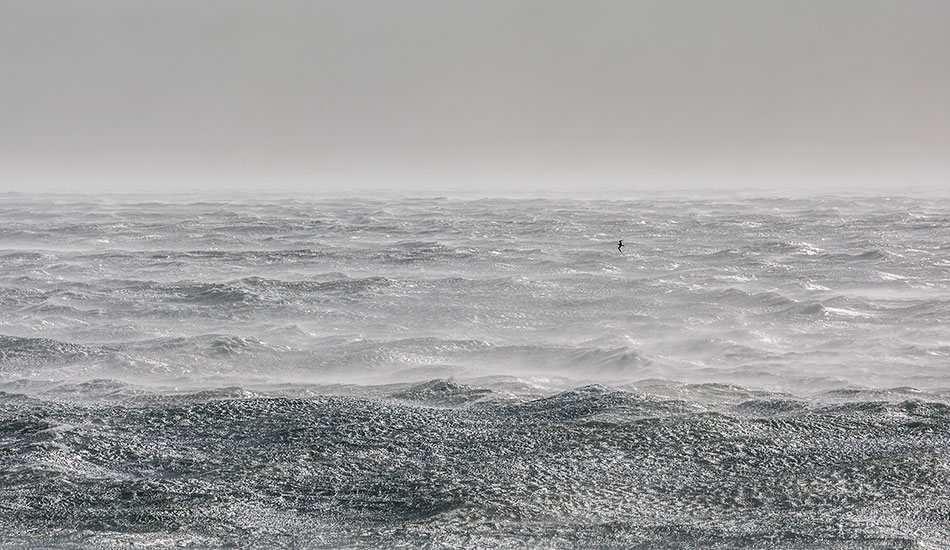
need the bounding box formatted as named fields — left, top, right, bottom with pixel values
left=320, top=338, right=652, bottom=380
left=237, top=275, right=398, bottom=298
left=370, top=240, right=474, bottom=263
left=3, top=378, right=946, bottom=547
left=507, top=384, right=701, bottom=421
left=0, top=335, right=112, bottom=367
left=821, top=249, right=889, bottom=262
left=391, top=379, right=494, bottom=407
left=684, top=287, right=796, bottom=310
left=170, top=281, right=259, bottom=306
left=4, top=191, right=950, bottom=545
left=2, top=195, right=950, bottom=397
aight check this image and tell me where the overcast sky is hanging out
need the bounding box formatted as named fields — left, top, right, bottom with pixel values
left=1, top=1, right=948, bottom=195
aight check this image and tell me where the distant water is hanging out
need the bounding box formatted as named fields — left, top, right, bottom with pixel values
left=1, top=194, right=948, bottom=548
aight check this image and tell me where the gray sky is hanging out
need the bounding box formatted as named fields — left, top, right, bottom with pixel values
left=1, top=1, right=948, bottom=194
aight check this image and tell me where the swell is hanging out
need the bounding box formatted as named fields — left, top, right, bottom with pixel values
left=0, top=335, right=113, bottom=367
left=0, top=384, right=947, bottom=547
left=2, top=195, right=950, bottom=397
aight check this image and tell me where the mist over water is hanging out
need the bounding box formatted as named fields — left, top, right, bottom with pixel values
left=2, top=194, right=949, bottom=548
left=2, top=194, right=948, bottom=393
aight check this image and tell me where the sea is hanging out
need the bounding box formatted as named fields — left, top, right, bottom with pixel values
left=1, top=193, right=948, bottom=549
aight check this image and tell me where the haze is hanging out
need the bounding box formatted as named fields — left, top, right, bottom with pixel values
left=1, top=1, right=948, bottom=195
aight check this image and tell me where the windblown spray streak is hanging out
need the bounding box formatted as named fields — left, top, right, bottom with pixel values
left=0, top=194, right=948, bottom=548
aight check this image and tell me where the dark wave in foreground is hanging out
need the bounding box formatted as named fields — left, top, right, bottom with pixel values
left=1, top=381, right=948, bottom=549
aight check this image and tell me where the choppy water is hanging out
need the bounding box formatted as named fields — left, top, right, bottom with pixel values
left=1, top=193, right=948, bottom=548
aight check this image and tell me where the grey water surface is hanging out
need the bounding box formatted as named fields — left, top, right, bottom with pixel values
left=1, top=194, right=948, bottom=548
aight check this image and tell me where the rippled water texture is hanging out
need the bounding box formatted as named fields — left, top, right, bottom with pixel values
left=1, top=194, right=948, bottom=548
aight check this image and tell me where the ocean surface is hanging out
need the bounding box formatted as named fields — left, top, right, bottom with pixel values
left=1, top=193, right=948, bottom=549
